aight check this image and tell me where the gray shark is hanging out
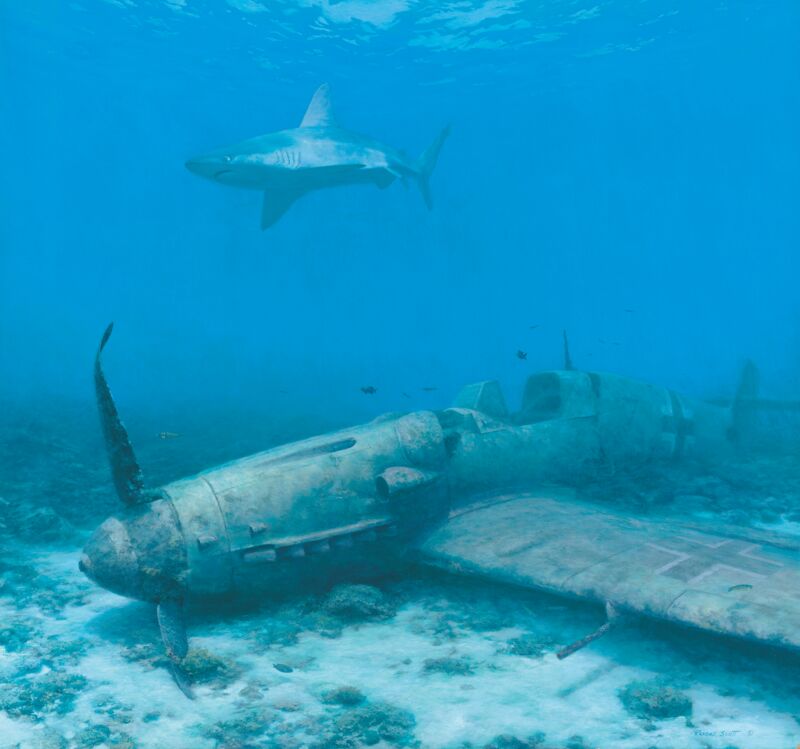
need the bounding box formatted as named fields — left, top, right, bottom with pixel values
left=185, top=83, right=450, bottom=229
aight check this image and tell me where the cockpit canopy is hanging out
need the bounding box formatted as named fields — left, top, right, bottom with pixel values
left=452, top=372, right=599, bottom=426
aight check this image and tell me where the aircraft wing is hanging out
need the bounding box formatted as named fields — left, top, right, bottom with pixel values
left=418, top=491, right=800, bottom=652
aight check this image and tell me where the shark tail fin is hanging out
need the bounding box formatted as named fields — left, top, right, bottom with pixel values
left=415, top=125, right=450, bottom=210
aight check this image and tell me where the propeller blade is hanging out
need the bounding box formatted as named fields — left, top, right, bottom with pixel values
left=157, top=600, right=188, bottom=660
left=94, top=322, right=147, bottom=506
left=167, top=660, right=195, bottom=700
left=157, top=600, right=194, bottom=699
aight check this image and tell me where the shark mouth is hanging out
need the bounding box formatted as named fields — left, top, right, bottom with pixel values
left=212, top=169, right=232, bottom=179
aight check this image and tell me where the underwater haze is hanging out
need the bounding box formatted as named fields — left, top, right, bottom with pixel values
left=2, top=0, right=800, bottom=416
left=2, top=1, right=800, bottom=748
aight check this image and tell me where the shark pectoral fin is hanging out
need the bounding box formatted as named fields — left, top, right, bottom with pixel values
left=300, top=83, right=336, bottom=128
left=157, top=600, right=194, bottom=698
left=261, top=188, right=304, bottom=230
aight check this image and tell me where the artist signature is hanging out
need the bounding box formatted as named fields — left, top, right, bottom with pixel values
left=694, top=729, right=754, bottom=738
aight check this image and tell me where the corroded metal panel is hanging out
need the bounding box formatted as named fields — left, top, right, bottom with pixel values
left=395, top=411, right=447, bottom=467
left=684, top=396, right=734, bottom=459
left=200, top=412, right=445, bottom=557
left=591, top=372, right=675, bottom=461
left=163, top=411, right=447, bottom=597
left=164, top=476, right=232, bottom=596
left=420, top=493, right=800, bottom=652
left=448, top=418, right=601, bottom=495
left=519, top=371, right=597, bottom=424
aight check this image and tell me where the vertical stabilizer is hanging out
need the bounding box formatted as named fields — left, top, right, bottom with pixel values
left=730, top=359, right=759, bottom=447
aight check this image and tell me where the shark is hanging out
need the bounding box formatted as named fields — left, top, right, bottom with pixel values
left=185, top=83, right=450, bottom=230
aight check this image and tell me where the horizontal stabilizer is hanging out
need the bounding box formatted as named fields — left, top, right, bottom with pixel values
left=710, top=397, right=800, bottom=413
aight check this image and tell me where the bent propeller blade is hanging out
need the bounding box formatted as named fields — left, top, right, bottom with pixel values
left=94, top=322, right=147, bottom=506
left=157, top=600, right=194, bottom=699
left=157, top=600, right=189, bottom=660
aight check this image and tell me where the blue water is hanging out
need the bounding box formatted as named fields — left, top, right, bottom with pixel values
left=2, top=0, right=799, bottom=415
left=1, top=2, right=800, bottom=748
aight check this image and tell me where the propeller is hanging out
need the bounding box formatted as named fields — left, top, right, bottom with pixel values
left=94, top=322, right=148, bottom=506
left=94, top=323, right=194, bottom=698
left=157, top=601, right=194, bottom=699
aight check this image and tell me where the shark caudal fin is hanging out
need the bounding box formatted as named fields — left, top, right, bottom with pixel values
left=415, top=125, right=450, bottom=210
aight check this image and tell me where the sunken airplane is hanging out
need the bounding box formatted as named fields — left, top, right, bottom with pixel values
left=185, top=83, right=450, bottom=229
left=82, top=324, right=800, bottom=696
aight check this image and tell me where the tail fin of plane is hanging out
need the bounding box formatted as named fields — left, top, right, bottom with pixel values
left=415, top=126, right=450, bottom=210
left=729, top=359, right=759, bottom=446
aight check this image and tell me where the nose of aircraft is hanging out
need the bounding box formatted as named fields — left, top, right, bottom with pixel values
left=79, top=516, right=139, bottom=598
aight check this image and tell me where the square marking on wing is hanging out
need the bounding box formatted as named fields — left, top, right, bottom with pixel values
left=645, top=535, right=784, bottom=586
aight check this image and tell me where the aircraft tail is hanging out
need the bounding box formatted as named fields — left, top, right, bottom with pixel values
left=729, top=359, right=759, bottom=447
left=415, top=125, right=450, bottom=210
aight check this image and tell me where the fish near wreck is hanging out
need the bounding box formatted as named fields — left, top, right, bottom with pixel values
left=185, top=83, right=450, bottom=229
left=82, top=324, right=800, bottom=696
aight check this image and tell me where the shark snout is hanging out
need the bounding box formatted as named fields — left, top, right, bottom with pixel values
left=186, top=154, right=240, bottom=184
left=185, top=156, right=216, bottom=178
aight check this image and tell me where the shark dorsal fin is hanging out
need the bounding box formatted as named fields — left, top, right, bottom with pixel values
left=300, top=83, right=335, bottom=128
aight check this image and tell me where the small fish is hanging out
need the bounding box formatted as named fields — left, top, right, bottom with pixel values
left=401, top=392, right=411, bottom=399
left=516, top=350, right=527, bottom=360
left=360, top=386, right=377, bottom=395
left=273, top=663, right=293, bottom=673
left=158, top=432, right=180, bottom=440
left=421, top=386, right=438, bottom=392
left=529, top=324, right=540, bottom=330
left=728, top=583, right=753, bottom=593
